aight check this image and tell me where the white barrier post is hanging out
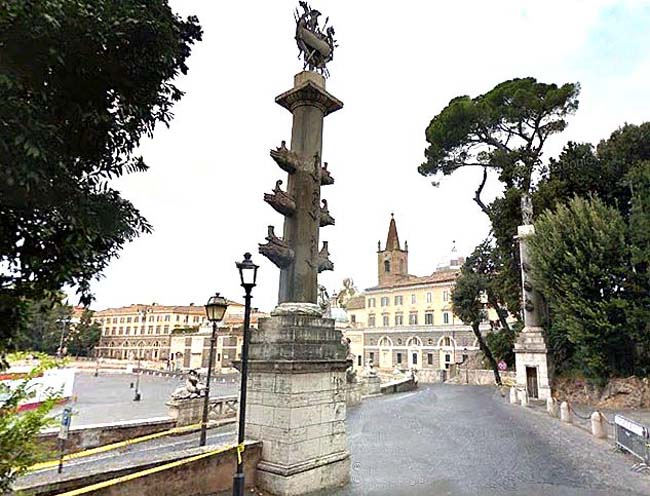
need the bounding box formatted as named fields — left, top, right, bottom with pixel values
left=509, top=387, right=518, bottom=404
left=560, top=401, right=572, bottom=423
left=591, top=411, right=607, bottom=439
left=546, top=397, right=558, bottom=417
left=519, top=389, right=529, bottom=407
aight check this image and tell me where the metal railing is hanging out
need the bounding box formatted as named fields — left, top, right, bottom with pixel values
left=615, top=415, right=650, bottom=463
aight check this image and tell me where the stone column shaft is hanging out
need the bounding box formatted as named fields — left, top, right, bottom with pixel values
left=275, top=72, right=342, bottom=304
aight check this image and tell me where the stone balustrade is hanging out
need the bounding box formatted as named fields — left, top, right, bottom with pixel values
left=166, top=395, right=238, bottom=427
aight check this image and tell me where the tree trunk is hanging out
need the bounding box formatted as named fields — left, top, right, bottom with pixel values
left=487, top=293, right=512, bottom=334
left=472, top=321, right=502, bottom=386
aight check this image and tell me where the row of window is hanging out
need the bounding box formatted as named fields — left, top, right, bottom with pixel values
left=367, top=291, right=449, bottom=308
left=375, top=335, right=457, bottom=348
left=366, top=351, right=466, bottom=368
left=103, top=325, right=175, bottom=336
left=367, top=311, right=451, bottom=327
left=95, top=314, right=204, bottom=325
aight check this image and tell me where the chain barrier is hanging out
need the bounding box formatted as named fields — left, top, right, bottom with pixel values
left=600, top=412, right=616, bottom=426
left=567, top=403, right=592, bottom=421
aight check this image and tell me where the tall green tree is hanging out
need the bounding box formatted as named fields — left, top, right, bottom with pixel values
left=529, top=197, right=631, bottom=381
left=625, top=161, right=650, bottom=373
left=0, top=1, right=202, bottom=359
left=13, top=296, right=72, bottom=356
left=66, top=309, right=101, bottom=357
left=419, top=78, right=580, bottom=338
left=452, top=249, right=502, bottom=385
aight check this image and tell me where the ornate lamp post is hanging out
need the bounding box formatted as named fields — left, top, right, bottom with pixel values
left=232, top=253, right=258, bottom=496
left=201, top=293, right=229, bottom=447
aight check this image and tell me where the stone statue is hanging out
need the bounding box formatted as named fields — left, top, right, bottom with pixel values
left=336, top=278, right=358, bottom=308
left=521, top=193, right=533, bottom=225
left=294, top=1, right=338, bottom=77
left=170, top=369, right=206, bottom=400
left=364, top=359, right=377, bottom=377
left=318, top=285, right=330, bottom=313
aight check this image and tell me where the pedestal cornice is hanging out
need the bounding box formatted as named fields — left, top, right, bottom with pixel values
left=276, top=80, right=343, bottom=116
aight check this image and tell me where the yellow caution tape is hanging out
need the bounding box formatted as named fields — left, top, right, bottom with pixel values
left=236, top=442, right=245, bottom=464
left=54, top=445, right=234, bottom=496
left=29, top=422, right=203, bottom=472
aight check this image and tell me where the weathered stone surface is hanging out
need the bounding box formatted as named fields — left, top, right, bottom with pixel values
left=515, top=224, right=552, bottom=400
left=246, top=312, right=350, bottom=495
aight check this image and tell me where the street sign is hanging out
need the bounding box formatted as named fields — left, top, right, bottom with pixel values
left=498, top=360, right=507, bottom=371
left=58, top=406, right=72, bottom=440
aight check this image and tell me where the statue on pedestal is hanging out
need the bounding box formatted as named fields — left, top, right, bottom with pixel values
left=170, top=369, right=206, bottom=400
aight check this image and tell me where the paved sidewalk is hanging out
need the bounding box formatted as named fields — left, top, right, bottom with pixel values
left=51, top=372, right=239, bottom=425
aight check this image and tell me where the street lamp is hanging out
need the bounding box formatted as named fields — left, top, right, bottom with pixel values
left=200, top=292, right=229, bottom=447
left=57, top=315, right=70, bottom=359
left=134, top=307, right=147, bottom=402
left=232, top=252, right=258, bottom=496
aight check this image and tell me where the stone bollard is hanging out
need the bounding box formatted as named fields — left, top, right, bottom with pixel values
left=560, top=401, right=572, bottom=423
left=591, top=411, right=607, bottom=439
left=509, top=387, right=518, bottom=404
left=519, top=389, right=529, bottom=407
left=546, top=397, right=558, bottom=417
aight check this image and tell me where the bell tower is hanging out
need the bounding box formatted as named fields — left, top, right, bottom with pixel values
left=377, top=213, right=408, bottom=286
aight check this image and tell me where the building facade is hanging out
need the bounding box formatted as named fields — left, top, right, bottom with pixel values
left=93, top=302, right=241, bottom=362
left=168, top=308, right=267, bottom=372
left=344, top=215, right=488, bottom=382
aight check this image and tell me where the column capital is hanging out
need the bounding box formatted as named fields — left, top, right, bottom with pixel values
left=275, top=72, right=343, bottom=115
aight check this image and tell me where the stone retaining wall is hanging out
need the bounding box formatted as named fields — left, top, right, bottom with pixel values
left=447, top=369, right=516, bottom=386
left=16, top=442, right=262, bottom=496
left=38, top=417, right=176, bottom=455
left=380, top=375, right=418, bottom=394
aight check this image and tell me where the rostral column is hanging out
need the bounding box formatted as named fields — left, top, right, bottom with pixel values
left=249, top=4, right=350, bottom=495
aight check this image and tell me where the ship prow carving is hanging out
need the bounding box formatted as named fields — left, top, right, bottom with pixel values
left=259, top=225, right=295, bottom=269
left=320, top=161, right=334, bottom=185
left=270, top=140, right=302, bottom=174
left=320, top=199, right=335, bottom=227
left=317, top=241, right=334, bottom=273
left=264, top=180, right=296, bottom=217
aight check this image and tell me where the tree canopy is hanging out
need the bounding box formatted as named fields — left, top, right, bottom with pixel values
left=0, top=1, right=202, bottom=357
left=529, top=197, right=631, bottom=380
left=420, top=77, right=579, bottom=193
left=420, top=78, right=580, bottom=369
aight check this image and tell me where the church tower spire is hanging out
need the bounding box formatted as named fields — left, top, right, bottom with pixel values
left=385, top=212, right=401, bottom=251
left=377, top=213, right=409, bottom=286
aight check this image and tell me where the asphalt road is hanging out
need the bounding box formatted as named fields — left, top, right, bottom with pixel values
left=26, top=382, right=650, bottom=496
left=51, top=371, right=239, bottom=425
left=323, top=384, right=650, bottom=496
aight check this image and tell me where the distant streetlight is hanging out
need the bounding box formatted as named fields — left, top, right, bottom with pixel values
left=200, top=293, right=229, bottom=447
left=134, top=307, right=147, bottom=401
left=232, top=252, right=258, bottom=496
left=57, top=314, right=70, bottom=359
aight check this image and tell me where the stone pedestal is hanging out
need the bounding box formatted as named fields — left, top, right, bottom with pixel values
left=514, top=326, right=552, bottom=400
left=362, top=374, right=381, bottom=397
left=166, top=397, right=204, bottom=427
left=514, top=224, right=552, bottom=400
left=245, top=306, right=350, bottom=496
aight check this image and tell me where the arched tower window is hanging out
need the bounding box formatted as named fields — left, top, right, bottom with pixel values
left=384, top=260, right=391, bottom=273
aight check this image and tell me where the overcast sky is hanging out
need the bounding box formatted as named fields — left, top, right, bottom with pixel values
left=75, top=0, right=650, bottom=312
